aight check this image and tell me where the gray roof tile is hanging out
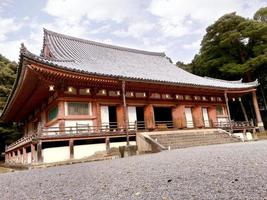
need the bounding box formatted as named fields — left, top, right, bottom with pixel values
left=37, top=29, right=258, bottom=89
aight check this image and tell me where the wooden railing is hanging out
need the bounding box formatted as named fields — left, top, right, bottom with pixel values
left=41, top=122, right=138, bottom=136
left=6, top=120, right=256, bottom=152
left=213, top=120, right=255, bottom=130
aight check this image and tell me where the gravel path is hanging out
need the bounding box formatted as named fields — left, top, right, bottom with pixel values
left=1, top=141, right=267, bottom=200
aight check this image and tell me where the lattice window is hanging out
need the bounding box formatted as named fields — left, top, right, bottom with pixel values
left=48, top=106, right=58, bottom=121
left=68, top=102, right=89, bottom=115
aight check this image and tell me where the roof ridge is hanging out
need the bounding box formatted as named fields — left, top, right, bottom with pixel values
left=43, top=28, right=166, bottom=57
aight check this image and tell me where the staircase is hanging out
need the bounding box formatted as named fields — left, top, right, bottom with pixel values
left=149, top=129, right=241, bottom=150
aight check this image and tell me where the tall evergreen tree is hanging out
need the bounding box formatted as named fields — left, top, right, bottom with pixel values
left=192, top=8, right=267, bottom=82
left=0, top=54, right=20, bottom=157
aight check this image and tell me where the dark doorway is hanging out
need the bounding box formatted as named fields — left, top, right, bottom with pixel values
left=108, top=106, right=117, bottom=129
left=154, top=107, right=173, bottom=129
left=154, top=107, right=172, bottom=121
left=136, top=107, right=144, bottom=121
left=229, top=101, right=245, bottom=121
left=136, top=107, right=145, bottom=130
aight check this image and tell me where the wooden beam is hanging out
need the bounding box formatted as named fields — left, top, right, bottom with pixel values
left=122, top=80, right=129, bottom=146
left=69, top=139, right=74, bottom=159
left=37, top=141, right=43, bottom=162
left=31, top=143, right=35, bottom=163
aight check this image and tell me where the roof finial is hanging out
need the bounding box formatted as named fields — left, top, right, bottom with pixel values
left=20, top=43, right=27, bottom=54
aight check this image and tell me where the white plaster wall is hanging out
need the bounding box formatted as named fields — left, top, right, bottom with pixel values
left=44, top=123, right=59, bottom=135
left=65, top=120, right=93, bottom=127
left=110, top=141, right=136, bottom=148
left=74, top=143, right=106, bottom=159
left=27, top=152, right=31, bottom=164
left=65, top=120, right=93, bottom=134
left=42, top=146, right=70, bottom=163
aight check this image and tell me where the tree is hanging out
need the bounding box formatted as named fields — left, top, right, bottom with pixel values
left=191, top=9, right=267, bottom=82
left=0, top=54, right=20, bottom=157
left=176, top=61, right=193, bottom=73
left=0, top=54, right=17, bottom=111
left=189, top=7, right=267, bottom=122
left=254, top=7, right=267, bottom=23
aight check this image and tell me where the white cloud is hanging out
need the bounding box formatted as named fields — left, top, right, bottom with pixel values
left=0, top=39, right=23, bottom=61
left=0, top=17, right=22, bottom=41
left=113, top=21, right=155, bottom=38
left=0, top=0, right=12, bottom=12
left=183, top=40, right=201, bottom=50
left=44, top=0, right=143, bottom=23
left=148, top=0, right=266, bottom=37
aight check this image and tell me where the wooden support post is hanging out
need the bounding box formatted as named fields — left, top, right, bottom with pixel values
left=117, top=105, right=125, bottom=131
left=69, top=139, right=74, bottom=159
left=31, top=143, right=35, bottom=163
left=192, top=106, right=204, bottom=128
left=37, top=141, right=43, bottom=162
left=4, top=152, right=8, bottom=163
left=239, top=97, right=248, bottom=121
left=23, top=147, right=27, bottom=164
left=122, top=80, right=129, bottom=146
left=224, top=92, right=233, bottom=132
left=252, top=91, right=265, bottom=132
left=144, top=104, right=155, bottom=130
left=208, top=106, right=217, bottom=128
left=58, top=101, right=65, bottom=134
left=17, top=149, right=21, bottom=163
left=105, top=137, right=110, bottom=152
left=12, top=151, right=15, bottom=163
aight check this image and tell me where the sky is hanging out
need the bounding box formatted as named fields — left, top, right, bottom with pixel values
left=0, top=0, right=266, bottom=63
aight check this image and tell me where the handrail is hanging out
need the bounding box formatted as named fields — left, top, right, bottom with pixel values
left=6, top=119, right=255, bottom=152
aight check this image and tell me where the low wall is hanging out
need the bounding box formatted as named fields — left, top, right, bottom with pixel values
left=42, top=141, right=136, bottom=163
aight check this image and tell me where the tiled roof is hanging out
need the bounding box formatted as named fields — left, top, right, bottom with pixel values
left=35, top=29, right=258, bottom=89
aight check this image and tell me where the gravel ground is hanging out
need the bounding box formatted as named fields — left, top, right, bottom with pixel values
left=1, top=141, right=267, bottom=200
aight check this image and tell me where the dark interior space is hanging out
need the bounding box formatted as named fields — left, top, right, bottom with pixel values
left=229, top=101, right=246, bottom=121
left=154, top=107, right=172, bottom=122
left=74, top=139, right=105, bottom=145
left=43, top=141, right=69, bottom=149
left=136, top=107, right=144, bottom=121
left=108, top=106, right=117, bottom=129
left=136, top=107, right=145, bottom=129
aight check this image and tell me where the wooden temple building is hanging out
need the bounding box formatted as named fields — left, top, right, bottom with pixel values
left=1, top=29, right=264, bottom=165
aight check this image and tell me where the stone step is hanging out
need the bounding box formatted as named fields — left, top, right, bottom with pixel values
left=158, top=139, right=238, bottom=147
left=149, top=131, right=240, bottom=150
left=152, top=135, right=233, bottom=143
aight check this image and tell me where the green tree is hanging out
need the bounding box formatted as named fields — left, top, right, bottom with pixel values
left=0, top=54, right=20, bottom=157
left=254, top=7, right=267, bottom=23
left=191, top=10, right=267, bottom=81
left=176, top=61, right=193, bottom=73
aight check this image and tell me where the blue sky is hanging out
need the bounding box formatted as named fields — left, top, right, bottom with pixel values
left=0, top=0, right=266, bottom=63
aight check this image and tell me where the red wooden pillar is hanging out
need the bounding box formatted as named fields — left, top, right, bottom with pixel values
left=23, top=147, right=27, bottom=164
left=69, top=139, right=74, bottom=159
left=31, top=143, right=35, bottom=163
left=58, top=101, right=65, bottom=133
left=208, top=106, right=217, bottom=127
left=252, top=91, right=265, bottom=132
left=92, top=102, right=101, bottom=127
left=117, top=105, right=125, bottom=130
left=192, top=106, right=204, bottom=128
left=172, top=105, right=186, bottom=128
left=144, top=104, right=155, bottom=130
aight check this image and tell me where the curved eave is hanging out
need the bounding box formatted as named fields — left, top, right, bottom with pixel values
left=0, top=53, right=25, bottom=122
left=21, top=50, right=258, bottom=91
